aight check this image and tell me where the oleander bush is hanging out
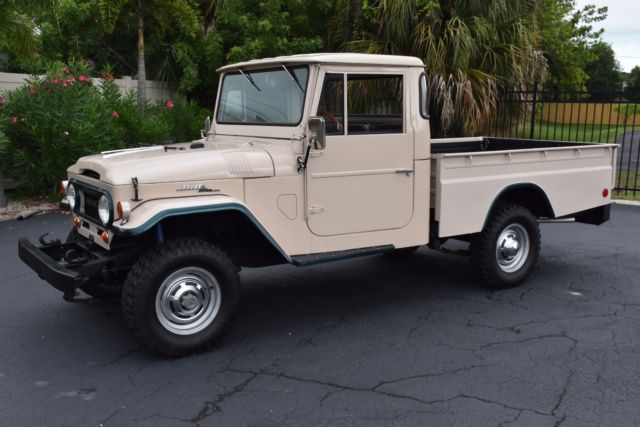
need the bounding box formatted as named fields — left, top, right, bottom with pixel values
left=0, top=62, right=209, bottom=196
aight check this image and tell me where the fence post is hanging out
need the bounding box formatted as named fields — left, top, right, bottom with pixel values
left=529, top=80, right=539, bottom=140
left=0, top=169, right=6, bottom=208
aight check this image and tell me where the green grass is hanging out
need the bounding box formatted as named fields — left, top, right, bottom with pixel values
left=614, top=171, right=640, bottom=201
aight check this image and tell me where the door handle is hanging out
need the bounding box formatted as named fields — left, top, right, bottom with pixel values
left=396, top=168, right=414, bottom=176
left=308, top=204, right=325, bottom=215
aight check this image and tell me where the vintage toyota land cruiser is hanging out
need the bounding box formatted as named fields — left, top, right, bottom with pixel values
left=19, top=53, right=616, bottom=356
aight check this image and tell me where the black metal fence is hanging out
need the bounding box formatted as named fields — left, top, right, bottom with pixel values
left=490, top=82, right=640, bottom=198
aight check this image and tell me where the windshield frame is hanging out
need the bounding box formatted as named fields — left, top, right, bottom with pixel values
left=216, top=65, right=310, bottom=127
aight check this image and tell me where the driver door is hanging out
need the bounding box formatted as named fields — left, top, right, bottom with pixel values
left=305, top=70, right=414, bottom=237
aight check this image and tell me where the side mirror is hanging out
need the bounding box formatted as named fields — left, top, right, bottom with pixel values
left=308, top=116, right=326, bottom=150
left=201, top=116, right=211, bottom=138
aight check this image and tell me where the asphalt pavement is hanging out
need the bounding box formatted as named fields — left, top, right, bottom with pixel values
left=1, top=205, right=640, bottom=426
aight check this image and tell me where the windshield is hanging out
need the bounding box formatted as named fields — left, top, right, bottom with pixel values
left=217, top=66, right=309, bottom=126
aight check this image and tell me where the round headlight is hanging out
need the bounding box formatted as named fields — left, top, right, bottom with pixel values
left=98, top=194, right=111, bottom=225
left=67, top=183, right=77, bottom=210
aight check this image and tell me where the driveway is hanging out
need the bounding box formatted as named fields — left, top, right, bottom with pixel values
left=1, top=205, right=640, bottom=426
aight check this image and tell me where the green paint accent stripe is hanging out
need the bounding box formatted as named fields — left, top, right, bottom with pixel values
left=113, top=203, right=290, bottom=260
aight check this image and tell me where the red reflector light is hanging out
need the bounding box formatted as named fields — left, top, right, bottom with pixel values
left=602, top=188, right=609, bottom=198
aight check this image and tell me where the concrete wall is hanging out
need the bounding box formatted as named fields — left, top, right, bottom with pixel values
left=0, top=72, right=175, bottom=103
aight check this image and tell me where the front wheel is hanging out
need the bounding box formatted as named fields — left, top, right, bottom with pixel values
left=470, top=204, right=540, bottom=288
left=122, top=239, right=240, bottom=357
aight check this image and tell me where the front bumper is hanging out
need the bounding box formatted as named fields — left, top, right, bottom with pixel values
left=18, top=238, right=87, bottom=297
left=18, top=234, right=143, bottom=300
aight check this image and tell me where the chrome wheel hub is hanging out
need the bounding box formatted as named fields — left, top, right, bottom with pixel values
left=155, top=267, right=221, bottom=335
left=495, top=224, right=530, bottom=273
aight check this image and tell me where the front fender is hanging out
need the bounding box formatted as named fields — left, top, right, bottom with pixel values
left=111, top=195, right=289, bottom=260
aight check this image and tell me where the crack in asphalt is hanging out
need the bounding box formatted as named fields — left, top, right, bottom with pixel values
left=199, top=366, right=557, bottom=421
left=190, top=371, right=259, bottom=426
left=98, top=347, right=142, bottom=366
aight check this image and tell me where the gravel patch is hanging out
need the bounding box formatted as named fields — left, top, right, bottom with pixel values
left=0, top=199, right=60, bottom=221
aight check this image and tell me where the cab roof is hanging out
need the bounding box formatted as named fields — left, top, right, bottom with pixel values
left=216, top=53, right=425, bottom=72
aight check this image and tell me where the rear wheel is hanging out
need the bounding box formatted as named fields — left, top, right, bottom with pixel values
left=470, top=204, right=540, bottom=288
left=121, top=239, right=240, bottom=357
left=66, top=228, right=123, bottom=299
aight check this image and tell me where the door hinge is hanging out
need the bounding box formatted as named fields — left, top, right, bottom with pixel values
left=308, top=204, right=325, bottom=215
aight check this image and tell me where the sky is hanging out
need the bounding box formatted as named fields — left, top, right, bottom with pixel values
left=574, top=0, right=640, bottom=72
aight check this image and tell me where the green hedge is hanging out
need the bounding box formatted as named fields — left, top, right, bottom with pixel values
left=0, top=63, right=210, bottom=196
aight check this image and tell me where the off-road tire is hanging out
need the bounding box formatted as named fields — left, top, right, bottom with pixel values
left=121, top=239, right=240, bottom=357
left=66, top=228, right=123, bottom=299
left=470, top=203, right=540, bottom=288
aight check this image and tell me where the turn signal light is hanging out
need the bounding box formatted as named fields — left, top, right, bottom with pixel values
left=101, top=231, right=109, bottom=243
left=602, top=188, right=609, bottom=198
left=73, top=216, right=80, bottom=227
left=117, top=201, right=131, bottom=220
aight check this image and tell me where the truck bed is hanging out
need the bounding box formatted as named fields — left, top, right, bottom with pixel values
left=429, top=137, right=617, bottom=238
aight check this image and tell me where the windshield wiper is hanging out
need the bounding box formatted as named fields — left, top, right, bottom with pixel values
left=282, top=65, right=304, bottom=93
left=239, top=68, right=261, bottom=91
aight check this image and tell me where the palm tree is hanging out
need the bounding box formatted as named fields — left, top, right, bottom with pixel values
left=330, top=0, right=547, bottom=136
left=97, top=0, right=202, bottom=106
left=0, top=0, right=51, bottom=63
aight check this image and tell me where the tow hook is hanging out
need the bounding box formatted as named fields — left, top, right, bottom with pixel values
left=38, top=233, right=61, bottom=247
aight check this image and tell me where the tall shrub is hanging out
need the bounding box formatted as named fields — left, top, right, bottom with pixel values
left=0, top=63, right=209, bottom=196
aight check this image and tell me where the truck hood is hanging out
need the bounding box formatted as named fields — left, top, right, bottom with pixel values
left=68, top=141, right=275, bottom=185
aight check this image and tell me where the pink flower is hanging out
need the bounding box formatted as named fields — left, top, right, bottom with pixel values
left=29, top=86, right=37, bottom=95
left=166, top=99, right=174, bottom=109
left=10, top=116, right=18, bottom=125
left=78, top=75, right=86, bottom=82
left=0, top=97, right=5, bottom=106
left=102, top=72, right=114, bottom=81
left=51, top=78, right=60, bottom=85
left=62, top=81, right=69, bottom=88
left=62, top=66, right=70, bottom=74
left=111, top=111, right=120, bottom=119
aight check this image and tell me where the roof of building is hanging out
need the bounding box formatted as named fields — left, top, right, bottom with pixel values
left=217, top=53, right=425, bottom=72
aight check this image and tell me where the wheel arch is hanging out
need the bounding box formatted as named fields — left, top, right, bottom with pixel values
left=483, top=183, right=555, bottom=230
left=114, top=203, right=290, bottom=267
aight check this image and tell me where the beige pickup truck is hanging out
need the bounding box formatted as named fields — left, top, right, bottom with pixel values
left=19, top=53, right=616, bottom=356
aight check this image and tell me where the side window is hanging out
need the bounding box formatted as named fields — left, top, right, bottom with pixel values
left=419, top=72, right=429, bottom=119
left=316, top=73, right=345, bottom=135
left=347, top=74, right=403, bottom=135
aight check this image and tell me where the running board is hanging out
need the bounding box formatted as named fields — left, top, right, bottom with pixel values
left=291, top=245, right=394, bottom=267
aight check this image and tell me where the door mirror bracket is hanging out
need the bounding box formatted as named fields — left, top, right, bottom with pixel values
left=298, top=116, right=326, bottom=173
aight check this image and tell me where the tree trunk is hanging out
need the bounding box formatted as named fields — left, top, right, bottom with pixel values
left=137, top=1, right=146, bottom=107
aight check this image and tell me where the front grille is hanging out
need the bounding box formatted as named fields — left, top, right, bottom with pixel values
left=83, top=189, right=101, bottom=223
left=71, top=180, right=112, bottom=226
